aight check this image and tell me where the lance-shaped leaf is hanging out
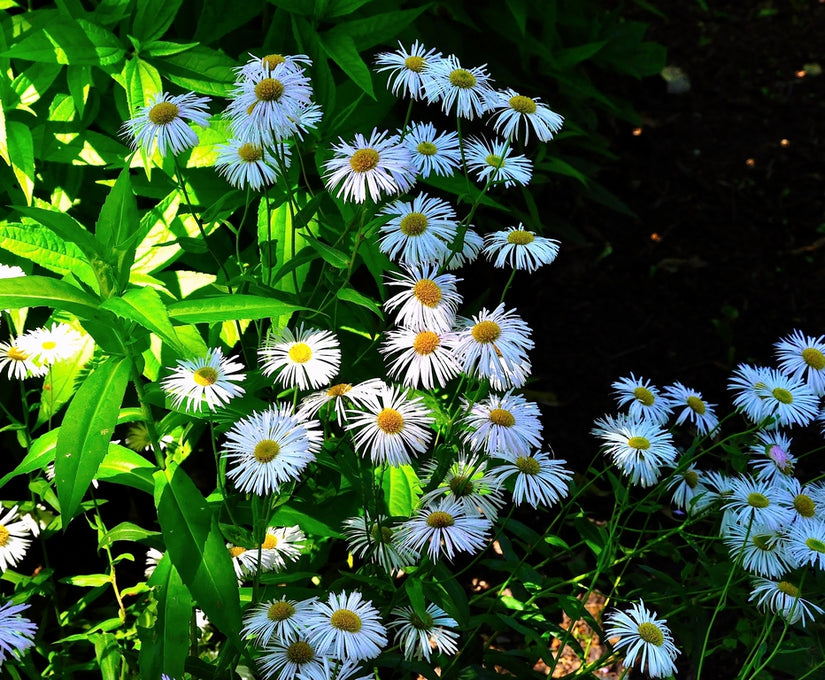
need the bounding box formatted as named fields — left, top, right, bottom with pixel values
left=95, top=167, right=141, bottom=292
left=55, top=357, right=130, bottom=522
left=166, top=294, right=303, bottom=323
left=0, top=275, right=99, bottom=318
left=13, top=205, right=102, bottom=262
left=153, top=463, right=241, bottom=642
left=100, top=286, right=187, bottom=357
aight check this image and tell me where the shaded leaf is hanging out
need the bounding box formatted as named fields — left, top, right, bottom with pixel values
left=167, top=294, right=303, bottom=323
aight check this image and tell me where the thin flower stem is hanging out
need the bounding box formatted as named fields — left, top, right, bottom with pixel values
left=398, top=99, right=415, bottom=141
left=499, top=267, right=518, bottom=304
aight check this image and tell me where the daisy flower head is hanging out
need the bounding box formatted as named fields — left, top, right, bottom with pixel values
left=728, top=364, right=774, bottom=424
left=401, top=122, right=461, bottom=178
left=0, top=338, right=47, bottom=380
left=778, top=478, right=822, bottom=524
left=722, top=521, right=794, bottom=578
left=489, top=450, right=572, bottom=508
left=297, top=378, right=385, bottom=427
left=305, top=590, right=388, bottom=661
left=238, top=52, right=313, bottom=80
left=20, top=323, right=83, bottom=367
left=398, top=498, right=492, bottom=562
left=603, top=600, right=680, bottom=679
left=345, top=383, right=434, bottom=466
left=223, top=405, right=322, bottom=495
left=214, top=139, right=287, bottom=190
left=0, top=600, right=37, bottom=666
left=342, top=513, right=416, bottom=573
left=242, top=596, right=316, bottom=646
left=422, top=55, right=497, bottom=119
left=257, top=637, right=329, bottom=680
left=757, top=368, right=819, bottom=428
left=384, top=263, right=462, bottom=333
left=443, top=228, right=484, bottom=271
left=454, top=303, right=534, bottom=391
left=419, top=453, right=506, bottom=519
left=489, top=88, right=564, bottom=144
left=324, top=128, right=416, bottom=204
left=482, top=224, right=560, bottom=274
left=787, top=519, right=825, bottom=570
left=125, top=422, right=174, bottom=453
left=290, top=102, right=324, bottom=141
left=462, top=390, right=543, bottom=457
left=260, top=525, right=306, bottom=571
left=748, top=430, right=796, bottom=484
left=723, top=475, right=793, bottom=531
left=375, top=41, right=442, bottom=100
left=259, top=324, right=341, bottom=391
left=389, top=603, right=459, bottom=661
left=612, top=373, right=672, bottom=426
left=0, top=505, right=33, bottom=573
left=775, top=329, right=825, bottom=396
left=229, top=544, right=265, bottom=581
left=379, top=193, right=458, bottom=265
left=380, top=327, right=462, bottom=390
left=750, top=577, right=824, bottom=627
left=662, top=382, right=719, bottom=435
left=226, top=62, right=313, bottom=145
left=160, top=348, right=246, bottom=412
left=464, top=136, right=533, bottom=189
left=592, top=414, right=678, bottom=487
left=144, top=547, right=164, bottom=579
left=122, top=91, right=211, bottom=157
left=666, top=466, right=712, bottom=515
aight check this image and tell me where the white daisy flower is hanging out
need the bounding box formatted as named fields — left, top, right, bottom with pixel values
left=257, top=637, right=329, bottom=680
left=482, top=224, right=560, bottom=273
left=464, top=136, right=532, bottom=188
left=20, top=323, right=83, bottom=367
left=489, top=451, right=572, bottom=508
left=125, top=423, right=174, bottom=453
left=612, top=373, right=672, bottom=425
left=345, top=383, right=434, bottom=466
left=422, top=55, right=497, bottom=119
left=592, top=414, right=678, bottom=487
left=661, top=382, right=719, bottom=435
left=375, top=41, right=442, bottom=100
left=242, top=596, right=316, bottom=646
left=214, top=139, right=286, bottom=190
left=722, top=521, right=794, bottom=578
left=666, top=467, right=712, bottom=514
left=398, top=498, right=492, bottom=562
left=775, top=329, right=825, bottom=396
left=160, top=348, right=246, bottom=412
left=304, top=591, right=388, bottom=661
left=443, top=228, right=484, bottom=270
left=324, top=128, right=416, bottom=204
left=749, top=577, right=823, bottom=627
left=0, top=264, right=25, bottom=279
left=228, top=545, right=267, bottom=581
left=488, top=88, right=564, bottom=143
left=454, top=303, right=534, bottom=391
left=401, top=122, right=461, bottom=178
left=0, top=506, right=32, bottom=574
left=259, top=324, right=341, bottom=391
left=260, top=525, right=306, bottom=571
left=757, top=368, right=819, bottom=428
left=0, top=338, right=47, bottom=380
left=723, top=475, right=793, bottom=531
left=290, top=102, right=323, bottom=141
left=378, top=193, right=458, bottom=265
left=389, top=603, right=459, bottom=661
left=297, top=378, right=385, bottom=426
left=342, top=513, right=416, bottom=573
left=121, top=90, right=211, bottom=157
left=728, top=364, right=774, bottom=425
left=226, top=62, right=313, bottom=145
left=462, top=390, right=543, bottom=457
left=384, top=263, right=462, bottom=333
left=380, top=327, right=462, bottom=390
left=603, top=600, right=680, bottom=679
left=419, top=453, right=506, bottom=519
left=777, top=478, right=821, bottom=524
left=223, top=405, right=322, bottom=495
left=748, top=430, right=796, bottom=484
left=786, top=519, right=825, bottom=570
left=0, top=600, right=37, bottom=666
left=238, top=52, right=313, bottom=80
left=144, top=547, right=164, bottom=579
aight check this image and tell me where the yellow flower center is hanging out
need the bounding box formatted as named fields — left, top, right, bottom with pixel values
left=268, top=600, right=295, bottom=621
left=262, top=54, right=286, bottom=69
left=633, top=386, right=655, bottom=406
left=404, top=55, right=425, bottom=72
left=376, top=408, right=404, bottom=434
left=488, top=408, right=515, bottom=427
left=255, top=77, right=285, bottom=102
left=449, top=68, right=476, bottom=89
left=471, top=320, right=501, bottom=343
left=288, top=342, right=313, bottom=364
left=801, top=347, right=825, bottom=370
left=515, top=456, right=540, bottom=475
left=0, top=525, right=8, bottom=546
left=369, top=524, right=394, bottom=543
left=686, top=395, right=706, bottom=414
left=771, top=387, right=793, bottom=404
left=330, top=609, right=362, bottom=633
left=626, top=436, right=650, bottom=450
left=148, top=101, right=179, bottom=125
left=637, top=622, right=664, bottom=646
left=229, top=546, right=246, bottom=558
left=349, top=148, right=380, bottom=173
left=426, top=510, right=455, bottom=528
left=747, top=492, right=770, bottom=508
left=752, top=534, right=772, bottom=551
left=285, top=640, right=314, bottom=664
left=449, top=475, right=475, bottom=496
left=41, top=341, right=57, bottom=351
left=413, top=331, right=440, bottom=355
left=805, top=537, right=825, bottom=553
left=261, top=534, right=279, bottom=549
left=777, top=581, right=799, bottom=597
left=683, top=470, right=699, bottom=489
left=507, top=230, right=534, bottom=245
left=254, top=439, right=281, bottom=463
left=327, top=383, right=352, bottom=398
left=7, top=347, right=28, bottom=361
left=485, top=154, right=505, bottom=168
left=410, top=612, right=435, bottom=630
left=238, top=143, right=263, bottom=163
left=413, top=279, right=442, bottom=307
left=509, top=95, right=537, bottom=114
left=794, top=494, right=816, bottom=518
left=399, top=212, right=429, bottom=236
left=416, top=141, right=437, bottom=156
left=193, top=366, right=218, bottom=386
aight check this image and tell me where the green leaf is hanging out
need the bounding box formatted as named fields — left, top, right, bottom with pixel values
left=0, top=223, right=96, bottom=287
left=122, top=57, right=162, bottom=117
left=149, top=46, right=236, bottom=96
left=153, top=463, right=241, bottom=642
left=142, top=40, right=198, bottom=58
left=328, top=9, right=428, bottom=52
left=0, top=103, right=9, bottom=166
left=96, top=167, right=141, bottom=293
left=194, top=0, right=264, bottom=43
left=166, top=294, right=303, bottom=324
left=319, top=31, right=374, bottom=98
left=257, top=198, right=311, bottom=296
left=0, top=428, right=58, bottom=489
left=96, top=444, right=158, bottom=495
left=304, top=234, right=349, bottom=269
left=505, top=0, right=527, bottom=35
left=336, top=286, right=383, bottom=319
left=557, top=41, right=608, bottom=69
left=91, top=633, right=122, bottom=680
left=14, top=205, right=102, bottom=262
left=36, top=331, right=96, bottom=427
left=0, top=275, right=100, bottom=318
left=100, top=287, right=187, bottom=357
left=2, top=16, right=124, bottom=66
left=6, top=121, right=34, bottom=205
left=66, top=65, right=92, bottom=117
left=380, top=464, right=420, bottom=517
left=323, top=0, right=373, bottom=18
left=55, top=357, right=131, bottom=523
left=266, top=0, right=314, bottom=16
left=132, top=0, right=183, bottom=43
left=99, top=522, right=161, bottom=550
